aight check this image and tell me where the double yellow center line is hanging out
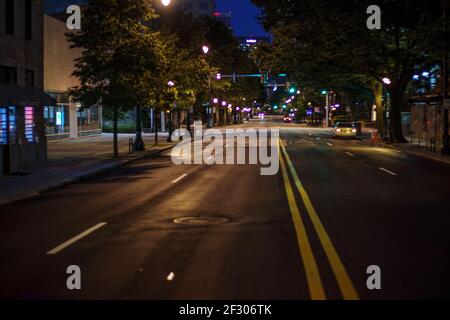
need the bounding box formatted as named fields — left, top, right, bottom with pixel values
left=279, top=139, right=359, bottom=300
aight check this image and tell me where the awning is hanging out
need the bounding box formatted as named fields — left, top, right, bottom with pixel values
left=0, top=84, right=56, bottom=107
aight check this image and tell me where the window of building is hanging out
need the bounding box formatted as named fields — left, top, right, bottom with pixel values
left=199, top=2, right=209, bottom=10
left=44, top=105, right=69, bottom=135
left=8, top=106, right=17, bottom=144
left=25, top=0, right=32, bottom=40
left=0, top=66, right=17, bottom=84
left=0, top=107, right=7, bottom=145
left=0, top=0, right=14, bottom=35
left=25, top=70, right=34, bottom=86
left=24, top=106, right=34, bottom=143
left=78, top=106, right=101, bottom=133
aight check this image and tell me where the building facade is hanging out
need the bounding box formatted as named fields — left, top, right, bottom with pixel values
left=44, top=15, right=102, bottom=140
left=237, top=36, right=271, bottom=52
left=0, top=0, right=55, bottom=175
left=213, top=11, right=232, bottom=29
left=178, top=0, right=216, bottom=16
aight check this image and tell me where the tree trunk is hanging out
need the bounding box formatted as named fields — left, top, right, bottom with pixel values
left=113, top=106, right=119, bottom=158
left=372, top=81, right=384, bottom=139
left=388, top=84, right=407, bottom=143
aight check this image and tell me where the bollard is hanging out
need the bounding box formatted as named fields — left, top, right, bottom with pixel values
left=129, top=138, right=134, bottom=154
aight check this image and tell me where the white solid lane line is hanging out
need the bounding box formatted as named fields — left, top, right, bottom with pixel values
left=379, top=167, right=398, bottom=176
left=47, top=222, right=107, bottom=255
left=345, top=152, right=355, bottom=157
left=327, top=143, right=333, bottom=147
left=316, top=137, right=321, bottom=140
left=172, top=174, right=188, bottom=184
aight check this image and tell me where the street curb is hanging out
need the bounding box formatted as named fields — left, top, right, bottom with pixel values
left=359, top=139, right=450, bottom=166
left=0, top=144, right=174, bottom=207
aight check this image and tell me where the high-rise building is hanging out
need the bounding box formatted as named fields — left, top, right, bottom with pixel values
left=237, top=36, right=271, bottom=52
left=213, top=11, right=232, bottom=29
left=179, top=0, right=216, bottom=16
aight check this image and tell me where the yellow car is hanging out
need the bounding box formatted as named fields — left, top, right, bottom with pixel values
left=333, top=122, right=357, bottom=139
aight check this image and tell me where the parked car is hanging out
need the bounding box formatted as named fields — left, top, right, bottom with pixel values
left=283, top=116, right=292, bottom=123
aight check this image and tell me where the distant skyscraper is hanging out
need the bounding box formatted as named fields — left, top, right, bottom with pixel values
left=213, top=11, right=232, bottom=29
left=179, top=0, right=216, bottom=16
left=237, top=36, right=271, bottom=52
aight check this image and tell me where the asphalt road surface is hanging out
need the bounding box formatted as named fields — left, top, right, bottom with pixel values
left=1, top=116, right=449, bottom=300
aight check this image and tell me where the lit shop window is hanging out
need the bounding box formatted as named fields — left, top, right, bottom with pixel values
left=9, top=106, right=17, bottom=144
left=0, top=108, right=7, bottom=145
left=24, top=106, right=34, bottom=143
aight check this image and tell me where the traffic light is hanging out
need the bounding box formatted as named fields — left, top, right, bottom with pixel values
left=321, top=90, right=327, bottom=95
left=288, top=83, right=297, bottom=94
left=273, top=105, right=278, bottom=110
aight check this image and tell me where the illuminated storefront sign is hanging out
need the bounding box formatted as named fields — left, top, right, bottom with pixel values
left=0, top=108, right=7, bottom=145
left=24, top=106, right=34, bottom=143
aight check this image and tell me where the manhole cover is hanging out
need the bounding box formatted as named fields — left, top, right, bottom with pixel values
left=173, top=216, right=229, bottom=225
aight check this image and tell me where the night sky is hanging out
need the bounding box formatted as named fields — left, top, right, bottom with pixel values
left=216, top=0, right=268, bottom=37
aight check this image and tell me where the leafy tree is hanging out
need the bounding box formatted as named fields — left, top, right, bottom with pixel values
left=252, top=0, right=447, bottom=142
left=68, top=0, right=165, bottom=157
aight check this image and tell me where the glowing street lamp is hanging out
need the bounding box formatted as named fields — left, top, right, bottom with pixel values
left=202, top=45, right=210, bottom=55
left=167, top=80, right=175, bottom=87
left=222, top=101, right=227, bottom=106
left=213, top=98, right=219, bottom=104
left=161, top=0, right=171, bottom=6
left=382, top=77, right=391, bottom=85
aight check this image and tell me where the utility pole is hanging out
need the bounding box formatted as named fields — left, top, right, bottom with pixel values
left=442, top=0, right=450, bottom=155
left=325, top=92, right=329, bottom=127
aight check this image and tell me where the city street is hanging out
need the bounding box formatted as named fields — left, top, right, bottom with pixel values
left=0, top=117, right=449, bottom=300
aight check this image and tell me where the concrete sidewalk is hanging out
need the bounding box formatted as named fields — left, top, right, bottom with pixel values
left=0, top=133, right=173, bottom=206
left=360, top=128, right=450, bottom=165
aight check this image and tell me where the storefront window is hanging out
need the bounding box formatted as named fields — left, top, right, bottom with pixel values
left=44, top=104, right=69, bottom=135
left=0, top=107, right=7, bottom=144
left=24, top=106, right=34, bottom=143
left=9, top=106, right=17, bottom=144
left=78, top=106, right=101, bottom=132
